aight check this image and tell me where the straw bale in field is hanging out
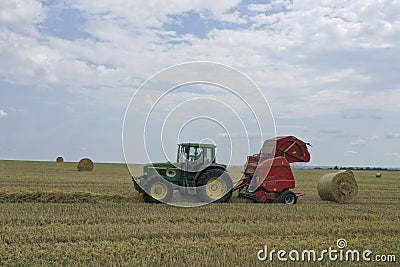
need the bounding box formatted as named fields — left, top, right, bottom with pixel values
left=77, top=158, right=94, bottom=171
left=317, top=170, right=358, bottom=203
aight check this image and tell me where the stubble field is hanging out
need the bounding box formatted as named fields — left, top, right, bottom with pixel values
left=0, top=160, right=399, bottom=266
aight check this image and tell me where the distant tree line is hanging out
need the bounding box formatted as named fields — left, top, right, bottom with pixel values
left=314, top=166, right=389, bottom=171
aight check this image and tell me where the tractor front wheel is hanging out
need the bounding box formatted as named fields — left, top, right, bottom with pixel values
left=197, top=168, right=233, bottom=203
left=142, top=176, right=173, bottom=204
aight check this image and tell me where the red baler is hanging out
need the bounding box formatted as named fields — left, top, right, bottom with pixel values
left=234, top=136, right=311, bottom=204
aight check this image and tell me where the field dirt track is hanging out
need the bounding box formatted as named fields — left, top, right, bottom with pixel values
left=0, top=160, right=399, bottom=266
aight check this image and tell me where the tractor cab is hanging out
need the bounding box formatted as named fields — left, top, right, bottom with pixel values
left=177, top=143, right=216, bottom=172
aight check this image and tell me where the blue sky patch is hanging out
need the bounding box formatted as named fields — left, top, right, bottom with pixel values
left=40, top=2, right=89, bottom=40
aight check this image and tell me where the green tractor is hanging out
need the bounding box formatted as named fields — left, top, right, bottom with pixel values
left=132, top=143, right=233, bottom=203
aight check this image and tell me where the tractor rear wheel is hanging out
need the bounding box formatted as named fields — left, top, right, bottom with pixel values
left=197, top=168, right=233, bottom=203
left=142, top=175, right=173, bottom=203
left=277, top=190, right=297, bottom=204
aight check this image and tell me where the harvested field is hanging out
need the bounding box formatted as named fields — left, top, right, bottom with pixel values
left=0, top=160, right=399, bottom=266
left=0, top=190, right=136, bottom=203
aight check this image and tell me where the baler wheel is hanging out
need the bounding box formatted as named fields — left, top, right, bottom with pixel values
left=278, top=190, right=297, bottom=204
left=143, top=175, right=173, bottom=203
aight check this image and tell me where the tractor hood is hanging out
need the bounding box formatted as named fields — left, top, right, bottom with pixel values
left=143, top=162, right=179, bottom=176
left=142, top=162, right=181, bottom=181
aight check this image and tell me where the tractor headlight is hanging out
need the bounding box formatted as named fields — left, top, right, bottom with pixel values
left=166, top=169, right=176, bottom=177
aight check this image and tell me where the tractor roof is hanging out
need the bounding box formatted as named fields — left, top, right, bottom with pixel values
left=179, top=143, right=216, bottom=148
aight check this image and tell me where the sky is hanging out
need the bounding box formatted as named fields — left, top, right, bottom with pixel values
left=0, top=0, right=400, bottom=167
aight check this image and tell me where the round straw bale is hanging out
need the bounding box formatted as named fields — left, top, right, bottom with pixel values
left=317, top=170, right=358, bottom=203
left=56, top=156, right=64, bottom=163
left=375, top=172, right=382, bottom=178
left=77, top=158, right=94, bottom=171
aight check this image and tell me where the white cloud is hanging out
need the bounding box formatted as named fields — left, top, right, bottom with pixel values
left=351, top=139, right=367, bottom=145
left=217, top=10, right=247, bottom=24
left=1, top=0, right=400, bottom=120
left=361, top=90, right=400, bottom=113
left=0, top=0, right=45, bottom=34
left=247, top=1, right=289, bottom=13
left=69, top=0, right=242, bottom=30
left=0, top=109, right=7, bottom=119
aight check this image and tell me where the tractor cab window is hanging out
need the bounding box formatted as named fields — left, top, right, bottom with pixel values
left=189, top=146, right=203, bottom=162
left=178, top=145, right=204, bottom=163
left=178, top=145, right=188, bottom=162
left=203, top=147, right=214, bottom=164
left=177, top=145, right=215, bottom=166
